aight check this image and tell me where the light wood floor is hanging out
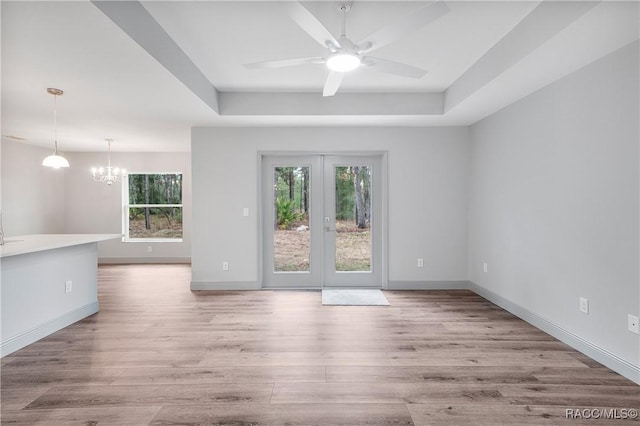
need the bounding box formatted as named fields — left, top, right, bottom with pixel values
left=1, top=264, right=638, bottom=425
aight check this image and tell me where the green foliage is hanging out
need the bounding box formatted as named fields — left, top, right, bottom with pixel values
left=275, top=167, right=308, bottom=213
left=335, top=167, right=355, bottom=220
left=129, top=207, right=182, bottom=225
left=128, top=174, right=182, bottom=205
left=276, top=197, right=303, bottom=230
left=127, top=174, right=183, bottom=238
left=128, top=211, right=183, bottom=239
left=335, top=166, right=371, bottom=227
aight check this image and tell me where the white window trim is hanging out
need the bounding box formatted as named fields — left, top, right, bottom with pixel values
left=122, top=173, right=184, bottom=243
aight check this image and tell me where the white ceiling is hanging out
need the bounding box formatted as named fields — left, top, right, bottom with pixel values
left=142, top=1, right=535, bottom=92
left=1, top=1, right=638, bottom=152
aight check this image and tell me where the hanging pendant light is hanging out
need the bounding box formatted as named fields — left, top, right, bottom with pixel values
left=42, top=88, right=70, bottom=168
left=91, top=139, right=125, bottom=186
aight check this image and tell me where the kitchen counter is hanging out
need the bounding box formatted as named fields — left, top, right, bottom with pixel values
left=1, top=233, right=120, bottom=257
left=1, top=234, right=119, bottom=356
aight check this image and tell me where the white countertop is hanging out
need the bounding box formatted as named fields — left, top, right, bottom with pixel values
left=0, top=234, right=120, bottom=258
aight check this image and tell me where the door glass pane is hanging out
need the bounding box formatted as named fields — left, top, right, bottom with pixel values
left=334, top=166, right=372, bottom=271
left=273, top=167, right=310, bottom=272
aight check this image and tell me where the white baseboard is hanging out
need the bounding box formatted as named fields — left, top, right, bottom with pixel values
left=191, top=281, right=260, bottom=291
left=1, top=302, right=99, bottom=357
left=388, top=280, right=469, bottom=290
left=469, top=281, right=640, bottom=385
left=99, top=257, right=191, bottom=264
left=207, top=281, right=470, bottom=291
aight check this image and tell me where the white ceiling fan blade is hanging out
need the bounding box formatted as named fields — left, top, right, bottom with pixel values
left=245, top=57, right=324, bottom=69
left=363, top=57, right=428, bottom=79
left=287, top=2, right=341, bottom=49
left=358, top=1, right=449, bottom=53
left=323, top=71, right=344, bottom=97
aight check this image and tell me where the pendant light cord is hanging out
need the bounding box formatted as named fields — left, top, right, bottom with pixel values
left=53, top=94, right=59, bottom=154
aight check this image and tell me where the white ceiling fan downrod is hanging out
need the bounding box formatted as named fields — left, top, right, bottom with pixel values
left=326, top=3, right=361, bottom=73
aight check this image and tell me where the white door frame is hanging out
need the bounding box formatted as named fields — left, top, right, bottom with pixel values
left=260, top=152, right=388, bottom=289
left=322, top=155, right=383, bottom=288
left=261, top=155, right=323, bottom=288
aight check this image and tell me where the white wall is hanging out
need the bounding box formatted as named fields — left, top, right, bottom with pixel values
left=468, top=42, right=639, bottom=379
left=63, top=151, right=191, bottom=262
left=191, top=127, right=470, bottom=288
left=1, top=140, right=66, bottom=236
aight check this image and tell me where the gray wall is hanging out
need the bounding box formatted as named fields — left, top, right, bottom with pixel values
left=1, top=242, right=100, bottom=356
left=468, top=42, right=639, bottom=374
left=191, top=127, right=470, bottom=288
left=0, top=144, right=191, bottom=262
left=63, top=151, right=191, bottom=262
left=1, top=140, right=66, bottom=236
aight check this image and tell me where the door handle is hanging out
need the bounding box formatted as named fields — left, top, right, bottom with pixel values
left=324, top=226, right=335, bottom=232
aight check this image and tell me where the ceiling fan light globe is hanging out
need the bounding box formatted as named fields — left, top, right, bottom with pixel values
left=326, top=53, right=360, bottom=72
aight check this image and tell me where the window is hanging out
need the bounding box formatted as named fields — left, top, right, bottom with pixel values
left=123, top=173, right=183, bottom=241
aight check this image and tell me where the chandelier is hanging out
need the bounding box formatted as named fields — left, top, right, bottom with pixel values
left=91, top=139, right=125, bottom=185
left=42, top=88, right=70, bottom=168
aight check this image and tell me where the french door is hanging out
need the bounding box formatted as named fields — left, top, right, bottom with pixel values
left=262, top=155, right=383, bottom=288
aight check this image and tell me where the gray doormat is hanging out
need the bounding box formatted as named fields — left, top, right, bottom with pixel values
left=322, top=289, right=390, bottom=306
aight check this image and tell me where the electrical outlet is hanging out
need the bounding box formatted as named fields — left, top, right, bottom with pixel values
left=628, top=314, right=639, bottom=334
left=223, top=261, right=229, bottom=271
left=65, top=280, right=72, bottom=293
left=243, top=207, right=249, bottom=217
left=483, top=262, right=488, bottom=273
left=579, top=297, right=589, bottom=314
left=417, top=258, right=424, bottom=268
left=147, top=246, right=153, bottom=253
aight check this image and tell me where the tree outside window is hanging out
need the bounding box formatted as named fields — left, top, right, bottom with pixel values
left=124, top=173, right=183, bottom=240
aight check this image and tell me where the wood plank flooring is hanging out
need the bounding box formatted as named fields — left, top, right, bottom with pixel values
left=1, top=264, right=638, bottom=425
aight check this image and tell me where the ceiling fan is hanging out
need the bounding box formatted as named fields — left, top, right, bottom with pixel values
left=245, top=1, right=449, bottom=97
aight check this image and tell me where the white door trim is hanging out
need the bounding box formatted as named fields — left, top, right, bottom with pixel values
left=259, top=152, right=388, bottom=289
